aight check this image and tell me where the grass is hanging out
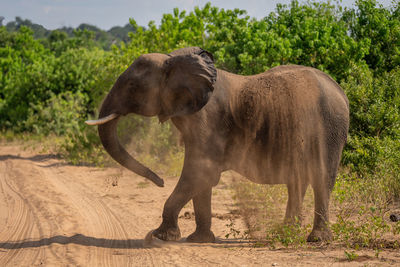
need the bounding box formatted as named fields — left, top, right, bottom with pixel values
left=231, top=177, right=313, bottom=248
left=344, top=250, right=359, bottom=261
left=331, top=171, right=400, bottom=249
left=230, top=169, right=400, bottom=250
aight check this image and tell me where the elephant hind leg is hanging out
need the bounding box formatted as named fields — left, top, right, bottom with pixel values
left=307, top=131, right=346, bottom=242
left=307, top=176, right=333, bottom=242
left=186, top=187, right=216, bottom=243
left=284, top=181, right=308, bottom=224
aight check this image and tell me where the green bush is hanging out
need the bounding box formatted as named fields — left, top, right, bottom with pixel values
left=207, top=1, right=369, bottom=80
left=341, top=65, right=400, bottom=198
left=342, top=65, right=400, bottom=139
left=344, top=0, right=400, bottom=73
left=23, top=91, right=87, bottom=135
left=0, top=26, right=107, bottom=132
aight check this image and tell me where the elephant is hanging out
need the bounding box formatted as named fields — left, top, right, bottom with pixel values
left=86, top=47, right=349, bottom=243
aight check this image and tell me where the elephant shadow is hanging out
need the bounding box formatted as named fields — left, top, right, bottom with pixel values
left=0, top=153, right=92, bottom=167
left=0, top=234, right=256, bottom=250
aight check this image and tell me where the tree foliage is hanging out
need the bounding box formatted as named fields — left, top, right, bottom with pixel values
left=0, top=0, right=399, bottom=178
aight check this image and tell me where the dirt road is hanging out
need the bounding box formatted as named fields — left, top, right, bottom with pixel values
left=0, top=144, right=398, bottom=266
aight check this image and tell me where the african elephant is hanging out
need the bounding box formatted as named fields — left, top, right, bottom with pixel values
left=86, top=47, right=349, bottom=243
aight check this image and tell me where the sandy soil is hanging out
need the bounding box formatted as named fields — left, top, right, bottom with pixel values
left=0, top=144, right=399, bottom=266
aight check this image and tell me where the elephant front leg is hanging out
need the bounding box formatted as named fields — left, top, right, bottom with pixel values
left=152, top=181, right=191, bottom=241
left=152, top=155, right=220, bottom=242
left=186, top=187, right=215, bottom=243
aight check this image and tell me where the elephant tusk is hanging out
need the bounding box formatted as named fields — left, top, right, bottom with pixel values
left=85, top=113, right=119, bottom=125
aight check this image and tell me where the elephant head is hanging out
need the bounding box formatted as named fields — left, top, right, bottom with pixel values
left=86, top=47, right=217, bottom=187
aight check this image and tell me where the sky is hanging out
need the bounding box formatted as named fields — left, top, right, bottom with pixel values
left=0, top=0, right=396, bottom=30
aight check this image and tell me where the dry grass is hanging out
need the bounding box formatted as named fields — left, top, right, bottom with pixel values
left=229, top=170, right=400, bottom=249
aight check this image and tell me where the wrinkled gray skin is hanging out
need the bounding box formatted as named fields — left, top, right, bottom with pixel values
left=94, top=47, right=349, bottom=243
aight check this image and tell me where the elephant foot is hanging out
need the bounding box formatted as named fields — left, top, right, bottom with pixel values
left=152, top=226, right=181, bottom=241
left=186, top=230, right=215, bottom=243
left=307, top=228, right=332, bottom=242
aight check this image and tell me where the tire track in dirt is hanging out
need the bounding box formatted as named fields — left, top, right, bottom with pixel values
left=0, top=150, right=243, bottom=266
left=0, top=157, right=86, bottom=265
left=0, top=147, right=158, bottom=266
left=36, top=159, right=158, bottom=266
left=0, top=161, right=45, bottom=266
left=0, top=146, right=251, bottom=266
left=40, top=166, right=130, bottom=266
left=36, top=161, right=213, bottom=266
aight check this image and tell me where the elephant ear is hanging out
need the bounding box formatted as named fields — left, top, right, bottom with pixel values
left=168, top=47, right=214, bottom=60
left=159, top=48, right=217, bottom=121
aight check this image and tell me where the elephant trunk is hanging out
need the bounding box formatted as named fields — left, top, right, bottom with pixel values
left=95, top=102, right=164, bottom=187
